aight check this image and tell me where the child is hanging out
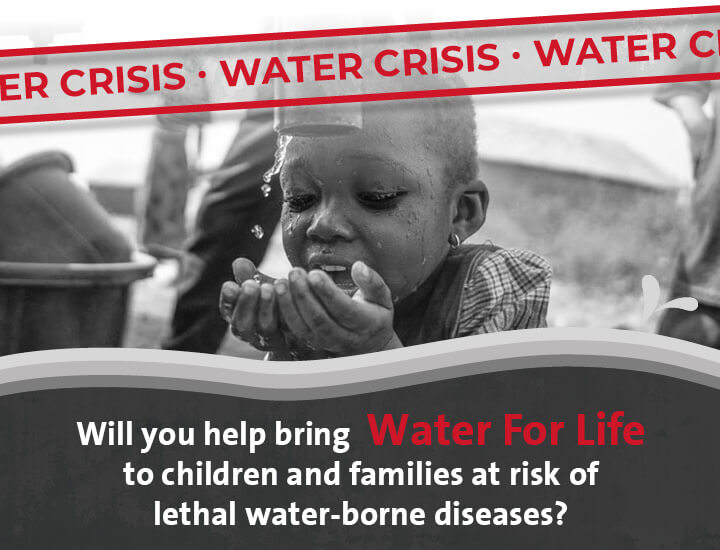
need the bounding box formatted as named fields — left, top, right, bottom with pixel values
left=219, top=91, right=551, bottom=359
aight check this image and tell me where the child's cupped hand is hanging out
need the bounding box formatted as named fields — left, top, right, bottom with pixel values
left=219, top=258, right=289, bottom=354
left=277, top=261, right=402, bottom=356
left=219, top=258, right=403, bottom=357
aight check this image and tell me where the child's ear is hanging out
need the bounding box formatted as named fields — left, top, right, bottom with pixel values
left=452, top=179, right=489, bottom=241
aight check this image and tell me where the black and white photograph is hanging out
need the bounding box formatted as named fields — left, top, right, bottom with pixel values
left=0, top=6, right=716, bottom=359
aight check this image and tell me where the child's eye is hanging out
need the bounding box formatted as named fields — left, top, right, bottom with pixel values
left=283, top=194, right=317, bottom=212
left=356, top=191, right=406, bottom=210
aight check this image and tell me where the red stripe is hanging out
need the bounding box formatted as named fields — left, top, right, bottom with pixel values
left=0, top=5, right=718, bottom=57
left=2, top=71, right=719, bottom=126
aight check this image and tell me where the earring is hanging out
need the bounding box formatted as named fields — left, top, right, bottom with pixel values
left=448, top=233, right=461, bottom=249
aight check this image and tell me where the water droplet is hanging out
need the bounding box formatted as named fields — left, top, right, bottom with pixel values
left=260, top=183, right=272, bottom=197
left=251, top=224, right=265, bottom=239
left=253, top=273, right=262, bottom=283
left=262, top=135, right=293, bottom=183
left=335, top=157, right=344, bottom=166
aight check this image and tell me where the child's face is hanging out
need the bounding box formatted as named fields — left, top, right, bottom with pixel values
left=279, top=108, right=456, bottom=302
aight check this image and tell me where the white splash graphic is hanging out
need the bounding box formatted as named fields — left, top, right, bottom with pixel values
left=641, top=275, right=698, bottom=321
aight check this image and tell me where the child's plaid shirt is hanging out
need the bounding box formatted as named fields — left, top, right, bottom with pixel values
left=454, top=247, right=551, bottom=335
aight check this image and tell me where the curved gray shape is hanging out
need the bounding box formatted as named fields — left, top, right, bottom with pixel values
left=1, top=328, right=720, bottom=399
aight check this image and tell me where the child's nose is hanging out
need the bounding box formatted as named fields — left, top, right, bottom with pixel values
left=306, top=201, right=354, bottom=242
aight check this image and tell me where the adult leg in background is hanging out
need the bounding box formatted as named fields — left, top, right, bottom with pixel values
left=163, top=116, right=281, bottom=353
